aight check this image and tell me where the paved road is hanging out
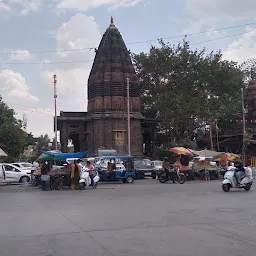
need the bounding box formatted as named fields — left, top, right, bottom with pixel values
left=1, top=179, right=256, bottom=256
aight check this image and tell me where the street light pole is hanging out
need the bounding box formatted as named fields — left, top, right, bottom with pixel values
left=215, top=119, right=220, bottom=152
left=126, top=78, right=131, bottom=156
left=241, top=88, right=246, bottom=166
left=209, top=123, right=214, bottom=151
left=53, top=74, right=58, bottom=151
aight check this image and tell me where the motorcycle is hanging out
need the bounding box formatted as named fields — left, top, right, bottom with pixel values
left=79, top=167, right=100, bottom=190
left=222, top=166, right=253, bottom=192
left=158, top=169, right=186, bottom=184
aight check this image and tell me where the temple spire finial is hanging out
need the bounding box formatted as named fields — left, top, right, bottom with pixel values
left=110, top=16, right=114, bottom=25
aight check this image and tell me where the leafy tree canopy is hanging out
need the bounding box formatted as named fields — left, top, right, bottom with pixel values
left=0, top=96, right=27, bottom=159
left=133, top=40, right=244, bottom=147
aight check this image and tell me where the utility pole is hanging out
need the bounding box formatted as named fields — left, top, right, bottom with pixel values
left=126, top=78, right=131, bottom=155
left=53, top=74, right=58, bottom=151
left=241, top=88, right=246, bottom=166
left=209, top=123, right=214, bottom=151
left=215, top=119, right=220, bottom=151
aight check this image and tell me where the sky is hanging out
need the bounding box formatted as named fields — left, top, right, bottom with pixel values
left=0, top=0, right=256, bottom=140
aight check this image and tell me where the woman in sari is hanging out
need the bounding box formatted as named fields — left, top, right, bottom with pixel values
left=70, top=160, right=81, bottom=190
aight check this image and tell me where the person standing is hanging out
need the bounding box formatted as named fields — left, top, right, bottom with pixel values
left=41, top=162, right=50, bottom=191
left=70, top=160, right=81, bottom=190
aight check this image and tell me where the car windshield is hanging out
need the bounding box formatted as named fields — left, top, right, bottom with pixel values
left=22, top=163, right=33, bottom=167
left=154, top=161, right=162, bottom=166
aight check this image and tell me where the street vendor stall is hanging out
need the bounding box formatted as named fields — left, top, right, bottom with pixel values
left=32, top=151, right=88, bottom=190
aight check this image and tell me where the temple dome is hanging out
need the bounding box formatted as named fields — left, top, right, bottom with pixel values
left=87, top=17, right=140, bottom=106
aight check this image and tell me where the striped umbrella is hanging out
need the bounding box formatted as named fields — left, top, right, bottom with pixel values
left=170, top=147, right=193, bottom=156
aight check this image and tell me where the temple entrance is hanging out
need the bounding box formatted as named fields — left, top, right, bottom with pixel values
left=69, top=133, right=81, bottom=152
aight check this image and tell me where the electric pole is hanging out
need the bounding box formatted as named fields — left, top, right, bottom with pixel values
left=209, top=123, right=214, bottom=151
left=53, top=74, right=58, bottom=151
left=126, top=78, right=131, bottom=155
left=215, top=119, right=220, bottom=151
left=241, top=88, right=246, bottom=166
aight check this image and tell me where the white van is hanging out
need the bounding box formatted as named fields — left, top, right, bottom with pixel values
left=0, top=163, right=32, bottom=183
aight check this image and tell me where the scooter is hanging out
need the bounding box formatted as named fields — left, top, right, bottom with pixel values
left=222, top=166, right=253, bottom=192
left=79, top=167, right=100, bottom=190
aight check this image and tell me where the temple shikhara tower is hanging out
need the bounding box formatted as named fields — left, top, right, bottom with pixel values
left=57, top=18, right=156, bottom=156
left=86, top=17, right=143, bottom=155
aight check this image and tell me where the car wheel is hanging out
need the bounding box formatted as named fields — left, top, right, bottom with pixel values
left=20, top=176, right=30, bottom=184
left=126, top=176, right=134, bottom=184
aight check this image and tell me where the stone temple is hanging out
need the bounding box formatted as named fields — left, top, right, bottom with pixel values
left=57, top=18, right=158, bottom=156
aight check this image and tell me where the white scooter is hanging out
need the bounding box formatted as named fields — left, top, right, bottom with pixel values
left=79, top=167, right=100, bottom=190
left=222, top=166, right=253, bottom=192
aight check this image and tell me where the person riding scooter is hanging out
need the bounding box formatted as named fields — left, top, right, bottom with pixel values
left=234, top=161, right=245, bottom=185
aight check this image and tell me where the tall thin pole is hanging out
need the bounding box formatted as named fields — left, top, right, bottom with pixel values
left=53, top=74, right=58, bottom=151
left=215, top=119, right=220, bottom=151
left=241, top=88, right=246, bottom=166
left=126, top=78, right=131, bottom=155
left=209, top=123, right=214, bottom=151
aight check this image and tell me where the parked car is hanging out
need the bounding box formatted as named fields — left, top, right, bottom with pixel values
left=0, top=163, right=32, bottom=183
left=134, top=159, right=156, bottom=179
left=12, top=162, right=37, bottom=173
left=152, top=160, right=163, bottom=177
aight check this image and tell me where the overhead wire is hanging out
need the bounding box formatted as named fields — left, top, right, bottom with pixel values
left=0, top=21, right=256, bottom=56
left=6, top=102, right=54, bottom=115
left=1, top=28, right=255, bottom=65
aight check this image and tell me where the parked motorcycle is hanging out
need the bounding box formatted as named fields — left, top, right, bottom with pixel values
left=222, top=167, right=253, bottom=192
left=79, top=167, right=100, bottom=190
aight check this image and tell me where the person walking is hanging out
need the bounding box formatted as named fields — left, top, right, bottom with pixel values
left=70, top=160, right=81, bottom=190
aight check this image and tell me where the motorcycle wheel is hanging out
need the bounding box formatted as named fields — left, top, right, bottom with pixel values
left=158, top=174, right=167, bottom=183
left=177, top=174, right=186, bottom=184
left=222, top=183, right=231, bottom=192
left=244, top=184, right=252, bottom=191
left=79, top=183, right=86, bottom=190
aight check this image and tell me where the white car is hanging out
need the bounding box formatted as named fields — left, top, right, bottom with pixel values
left=0, top=163, right=32, bottom=183
left=12, top=162, right=37, bottom=172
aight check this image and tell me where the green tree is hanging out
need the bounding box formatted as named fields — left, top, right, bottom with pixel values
left=0, top=96, right=27, bottom=159
left=133, top=40, right=244, bottom=147
left=35, top=134, right=51, bottom=151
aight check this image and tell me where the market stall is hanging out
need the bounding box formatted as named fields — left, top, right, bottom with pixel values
left=32, top=151, right=88, bottom=190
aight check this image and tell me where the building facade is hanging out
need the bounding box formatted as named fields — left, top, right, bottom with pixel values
left=57, top=19, right=157, bottom=156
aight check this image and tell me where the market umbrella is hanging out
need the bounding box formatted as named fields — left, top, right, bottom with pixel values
left=189, top=149, right=224, bottom=158
left=216, top=153, right=240, bottom=161
left=0, top=148, right=7, bottom=157
left=170, top=147, right=193, bottom=156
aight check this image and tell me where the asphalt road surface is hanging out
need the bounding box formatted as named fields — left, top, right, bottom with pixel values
left=1, top=179, right=256, bottom=256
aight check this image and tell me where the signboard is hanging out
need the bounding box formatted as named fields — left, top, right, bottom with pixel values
left=114, top=131, right=125, bottom=145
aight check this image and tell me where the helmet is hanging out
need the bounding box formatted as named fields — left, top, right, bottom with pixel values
left=234, top=161, right=243, bottom=169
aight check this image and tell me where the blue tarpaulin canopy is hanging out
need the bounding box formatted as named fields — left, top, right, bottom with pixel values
left=42, top=151, right=88, bottom=160
left=101, top=155, right=133, bottom=159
